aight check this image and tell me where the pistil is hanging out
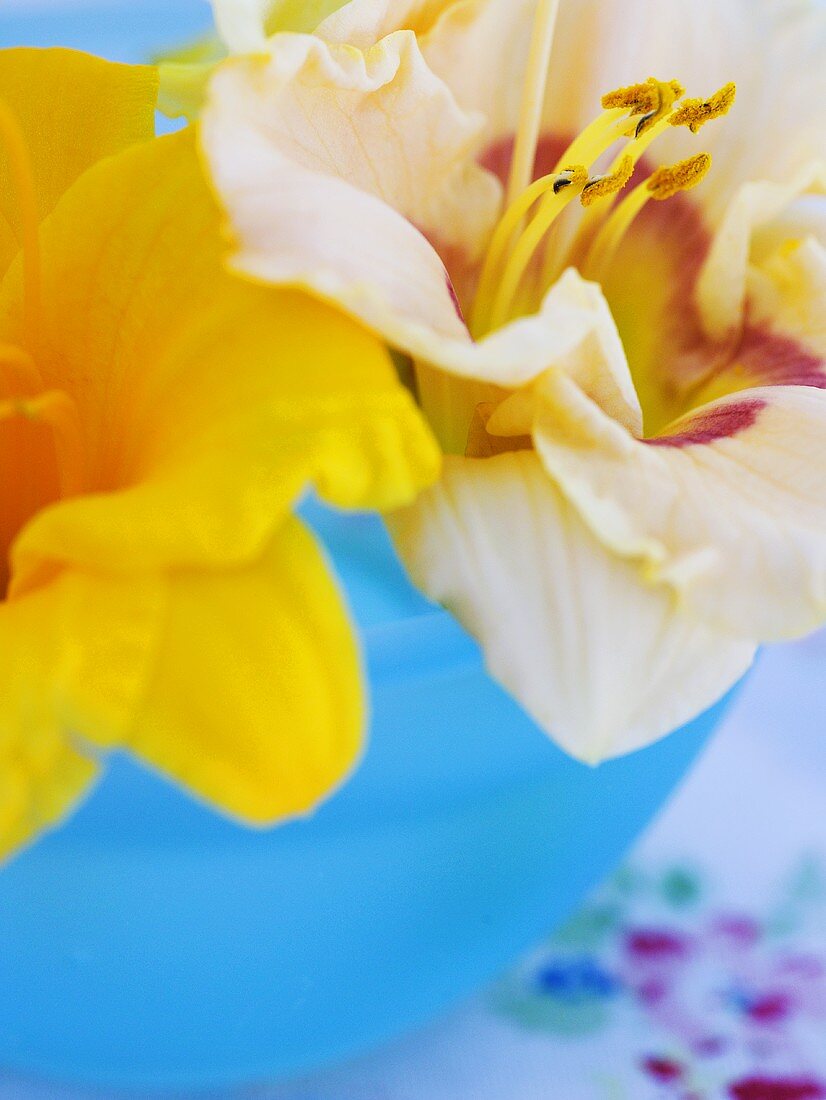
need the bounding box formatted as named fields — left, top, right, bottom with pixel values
left=506, top=0, right=561, bottom=207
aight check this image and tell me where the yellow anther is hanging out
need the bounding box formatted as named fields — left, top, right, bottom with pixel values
left=581, top=154, right=635, bottom=207
left=602, top=77, right=684, bottom=118
left=554, top=165, right=589, bottom=192
left=669, top=82, right=736, bottom=133
left=647, top=152, right=712, bottom=200
left=581, top=153, right=713, bottom=282
left=632, top=78, right=686, bottom=137
left=602, top=80, right=661, bottom=115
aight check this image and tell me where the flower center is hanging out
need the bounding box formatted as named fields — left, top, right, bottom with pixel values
left=0, top=102, right=85, bottom=599
left=470, top=60, right=736, bottom=338
left=0, top=384, right=85, bottom=600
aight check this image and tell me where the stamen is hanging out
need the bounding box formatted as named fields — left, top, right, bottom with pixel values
left=552, top=80, right=688, bottom=281
left=471, top=167, right=583, bottom=336
left=470, top=68, right=733, bottom=340
left=506, top=0, right=561, bottom=207
left=602, top=77, right=684, bottom=116
left=646, top=152, right=712, bottom=200
left=476, top=77, right=682, bottom=334
left=487, top=165, right=588, bottom=332
left=631, top=78, right=685, bottom=137
left=0, top=100, right=41, bottom=341
left=539, top=77, right=683, bottom=281
left=581, top=154, right=635, bottom=207
left=582, top=152, right=712, bottom=281
left=670, top=82, right=736, bottom=133
left=602, top=81, right=661, bottom=115
left=1, top=390, right=86, bottom=498
left=551, top=108, right=635, bottom=176
left=0, top=343, right=42, bottom=396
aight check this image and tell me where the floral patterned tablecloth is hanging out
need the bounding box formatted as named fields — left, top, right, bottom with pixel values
left=1, top=636, right=824, bottom=1099
left=260, top=634, right=826, bottom=1100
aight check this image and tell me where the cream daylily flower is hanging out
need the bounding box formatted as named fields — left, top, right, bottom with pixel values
left=202, top=0, right=826, bottom=762
left=0, top=48, right=437, bottom=856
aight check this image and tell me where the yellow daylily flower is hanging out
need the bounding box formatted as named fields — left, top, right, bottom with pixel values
left=0, top=48, right=438, bottom=857
left=202, top=0, right=826, bottom=762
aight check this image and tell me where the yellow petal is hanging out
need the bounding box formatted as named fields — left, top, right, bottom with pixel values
left=390, top=451, right=755, bottom=762
left=0, top=127, right=438, bottom=585
left=82, top=519, right=365, bottom=823
left=530, top=369, right=826, bottom=641
left=0, top=580, right=107, bottom=860
left=0, top=47, right=158, bottom=277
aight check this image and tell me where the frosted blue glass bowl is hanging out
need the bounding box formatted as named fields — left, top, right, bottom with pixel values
left=0, top=507, right=737, bottom=1091
left=0, top=6, right=740, bottom=1090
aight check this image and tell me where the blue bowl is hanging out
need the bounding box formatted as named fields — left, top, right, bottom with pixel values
left=0, top=506, right=737, bottom=1091
left=0, top=7, right=739, bottom=1089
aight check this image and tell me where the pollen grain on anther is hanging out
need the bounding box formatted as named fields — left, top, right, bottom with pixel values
left=670, top=82, right=737, bottom=133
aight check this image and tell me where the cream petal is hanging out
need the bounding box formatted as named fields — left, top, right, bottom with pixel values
left=212, top=0, right=354, bottom=47
left=417, top=0, right=536, bottom=146
left=747, top=235, right=826, bottom=361
left=203, top=100, right=471, bottom=347
left=414, top=268, right=642, bottom=451
left=476, top=269, right=642, bottom=433
left=318, top=0, right=538, bottom=143
left=317, top=0, right=457, bottom=47
left=530, top=371, right=826, bottom=641
left=202, top=28, right=506, bottom=356
left=390, top=451, right=755, bottom=763
left=697, top=164, right=826, bottom=341
left=204, top=41, right=642, bottom=421
left=203, top=31, right=501, bottom=260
